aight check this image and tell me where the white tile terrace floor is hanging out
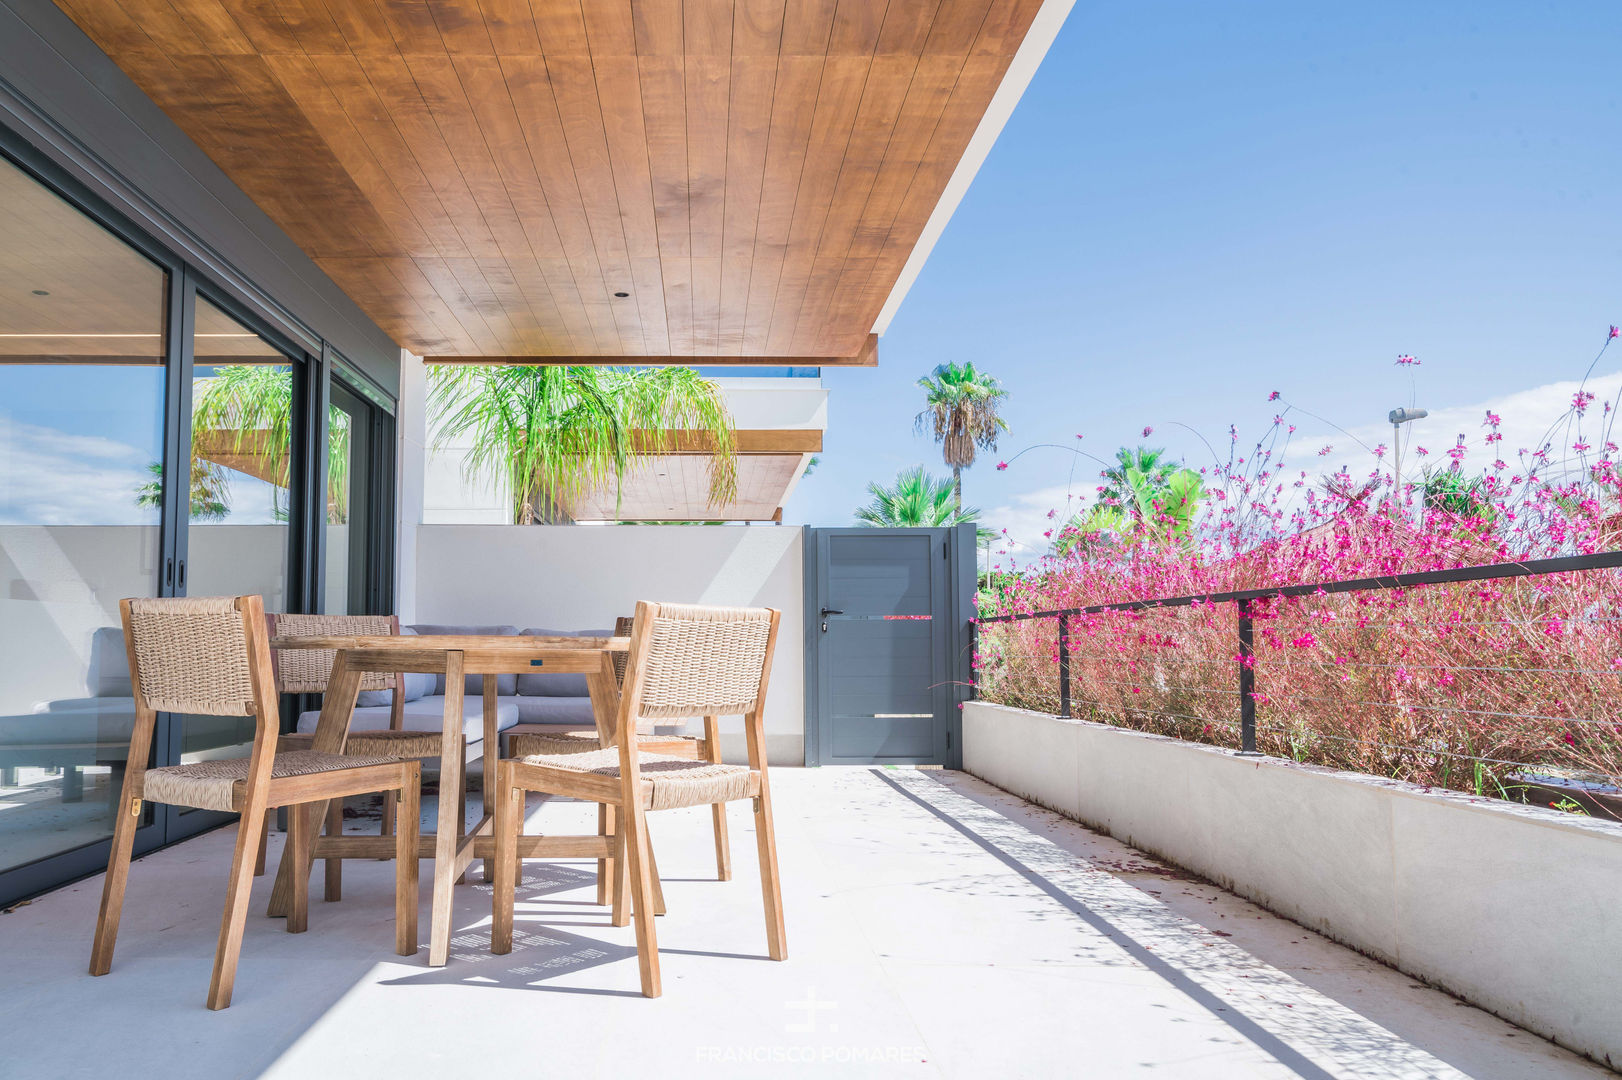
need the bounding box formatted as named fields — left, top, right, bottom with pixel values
left=0, top=768, right=1611, bottom=1080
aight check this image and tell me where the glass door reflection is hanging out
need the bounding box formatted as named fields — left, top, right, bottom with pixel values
left=176, top=297, right=297, bottom=777
left=0, top=153, right=168, bottom=877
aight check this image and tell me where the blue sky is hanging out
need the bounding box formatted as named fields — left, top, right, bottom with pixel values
left=788, top=2, right=1622, bottom=552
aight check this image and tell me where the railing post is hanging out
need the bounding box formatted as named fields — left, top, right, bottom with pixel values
left=1236, top=598, right=1259, bottom=755
left=1057, top=612, right=1072, bottom=719
left=968, top=619, right=978, bottom=699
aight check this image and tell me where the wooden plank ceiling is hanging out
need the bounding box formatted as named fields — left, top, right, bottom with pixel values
left=56, top=0, right=1044, bottom=361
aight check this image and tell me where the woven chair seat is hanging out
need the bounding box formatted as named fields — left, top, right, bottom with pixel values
left=508, top=728, right=702, bottom=758
left=516, top=749, right=752, bottom=811
left=141, top=750, right=401, bottom=813
left=279, top=730, right=448, bottom=759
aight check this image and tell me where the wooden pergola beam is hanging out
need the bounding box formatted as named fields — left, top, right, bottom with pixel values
left=423, top=335, right=877, bottom=368
left=632, top=429, right=822, bottom=454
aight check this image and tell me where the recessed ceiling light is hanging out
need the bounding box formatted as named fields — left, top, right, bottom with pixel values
left=613, top=291, right=630, bottom=298
left=31, top=289, right=48, bottom=296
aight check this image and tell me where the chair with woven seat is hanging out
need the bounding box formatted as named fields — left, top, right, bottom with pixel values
left=507, top=615, right=734, bottom=882
left=491, top=601, right=783, bottom=998
left=270, top=613, right=464, bottom=900
left=90, top=595, right=419, bottom=1010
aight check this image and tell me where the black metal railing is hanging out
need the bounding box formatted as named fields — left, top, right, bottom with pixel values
left=973, top=549, right=1622, bottom=756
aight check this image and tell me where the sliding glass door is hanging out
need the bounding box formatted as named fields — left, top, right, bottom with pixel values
left=0, top=153, right=171, bottom=882
left=164, top=296, right=305, bottom=837
left=0, top=136, right=394, bottom=905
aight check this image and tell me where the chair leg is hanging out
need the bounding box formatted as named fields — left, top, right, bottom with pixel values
left=205, top=799, right=272, bottom=1010
left=396, top=764, right=420, bottom=956
left=753, top=792, right=787, bottom=961
left=286, top=802, right=311, bottom=935
left=381, top=790, right=397, bottom=844
left=622, top=799, right=662, bottom=998
left=491, top=762, right=516, bottom=955
left=88, top=791, right=142, bottom=976
left=646, top=829, right=667, bottom=917
left=323, top=798, right=343, bottom=902
left=609, top=808, right=630, bottom=928
left=254, top=808, right=270, bottom=877
left=710, top=802, right=732, bottom=881
left=703, top=718, right=731, bottom=881
left=596, top=803, right=610, bottom=907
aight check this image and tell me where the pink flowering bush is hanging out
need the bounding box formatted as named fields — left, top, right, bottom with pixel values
left=978, top=333, right=1622, bottom=797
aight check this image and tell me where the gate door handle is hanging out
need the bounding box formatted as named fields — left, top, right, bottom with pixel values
left=819, top=608, right=844, bottom=617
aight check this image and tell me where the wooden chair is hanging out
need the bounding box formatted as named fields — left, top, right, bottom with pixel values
left=491, top=601, right=784, bottom=998
left=89, top=595, right=419, bottom=1010
left=270, top=613, right=465, bottom=900
left=507, top=615, right=735, bottom=884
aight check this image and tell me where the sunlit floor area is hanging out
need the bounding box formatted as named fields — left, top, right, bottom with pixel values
left=0, top=768, right=1609, bottom=1079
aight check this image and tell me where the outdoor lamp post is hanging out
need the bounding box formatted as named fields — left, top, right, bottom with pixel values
left=1388, top=407, right=1428, bottom=518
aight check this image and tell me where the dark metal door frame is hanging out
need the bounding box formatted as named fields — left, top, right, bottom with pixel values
left=803, top=523, right=976, bottom=768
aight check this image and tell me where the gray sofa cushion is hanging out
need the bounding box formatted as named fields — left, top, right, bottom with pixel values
left=355, top=627, right=433, bottom=706
left=409, top=623, right=519, bottom=696
left=296, top=695, right=518, bottom=741
left=516, top=628, right=612, bottom=697
left=512, top=695, right=598, bottom=726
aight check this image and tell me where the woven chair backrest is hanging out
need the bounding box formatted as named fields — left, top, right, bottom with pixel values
left=269, top=612, right=397, bottom=694
left=125, top=596, right=259, bottom=717
left=611, top=615, right=635, bottom=689
left=630, top=603, right=774, bottom=720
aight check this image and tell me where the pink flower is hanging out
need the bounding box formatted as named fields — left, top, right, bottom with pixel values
left=1317, top=445, right=1333, bottom=457
left=1142, top=426, right=1154, bottom=437
left=1483, top=411, right=1501, bottom=427
left=996, top=461, right=1008, bottom=471
left=1611, top=326, right=1620, bottom=339
left=1268, top=391, right=1281, bottom=402
left=1395, top=354, right=1420, bottom=366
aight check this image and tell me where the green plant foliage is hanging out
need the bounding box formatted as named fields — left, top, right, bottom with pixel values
left=428, top=364, right=737, bottom=524
left=1056, top=445, right=1205, bottom=556
left=855, top=466, right=987, bottom=529
left=134, top=460, right=230, bottom=521
left=1423, top=467, right=1496, bottom=524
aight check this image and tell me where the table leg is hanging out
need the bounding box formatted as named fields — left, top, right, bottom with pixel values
left=427, top=651, right=466, bottom=967
left=481, top=674, right=497, bottom=883
left=268, top=653, right=361, bottom=918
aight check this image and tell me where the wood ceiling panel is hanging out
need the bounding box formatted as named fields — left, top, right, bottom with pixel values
left=57, top=0, right=1049, bottom=361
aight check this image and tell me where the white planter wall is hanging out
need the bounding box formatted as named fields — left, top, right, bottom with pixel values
left=963, top=700, right=1622, bottom=1070
left=412, top=524, right=805, bottom=765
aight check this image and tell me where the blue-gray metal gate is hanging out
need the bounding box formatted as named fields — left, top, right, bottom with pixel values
left=804, top=524, right=975, bottom=767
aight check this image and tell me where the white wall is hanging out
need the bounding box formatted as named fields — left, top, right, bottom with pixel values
left=963, top=700, right=1622, bottom=1070
left=0, top=524, right=288, bottom=715
left=413, top=524, right=805, bottom=765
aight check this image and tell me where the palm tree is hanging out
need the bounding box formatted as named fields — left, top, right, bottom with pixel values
left=1098, top=445, right=1176, bottom=509
left=135, top=460, right=230, bottom=521
left=1423, top=467, right=1496, bottom=525
left=186, top=365, right=350, bottom=522
left=1055, top=448, right=1204, bottom=557
left=855, top=466, right=984, bottom=528
left=429, top=364, right=737, bottom=525
left=915, top=361, right=1008, bottom=509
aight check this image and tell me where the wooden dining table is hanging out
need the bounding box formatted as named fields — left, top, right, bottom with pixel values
left=264, top=633, right=628, bottom=966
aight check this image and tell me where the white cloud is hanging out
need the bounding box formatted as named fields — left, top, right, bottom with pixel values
left=1283, top=371, right=1622, bottom=503
left=987, top=369, right=1622, bottom=565
left=0, top=417, right=157, bottom=525
left=985, top=483, right=1093, bottom=565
